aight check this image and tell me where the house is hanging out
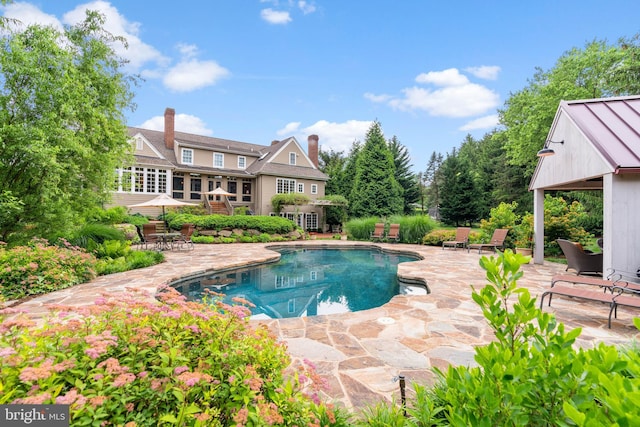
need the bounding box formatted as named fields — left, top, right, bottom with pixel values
left=110, top=108, right=329, bottom=230
left=529, top=95, right=640, bottom=275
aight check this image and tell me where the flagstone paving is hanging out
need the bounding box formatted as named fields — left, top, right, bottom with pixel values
left=8, top=241, right=640, bottom=411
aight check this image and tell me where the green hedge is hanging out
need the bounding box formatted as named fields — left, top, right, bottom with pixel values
left=167, top=214, right=296, bottom=235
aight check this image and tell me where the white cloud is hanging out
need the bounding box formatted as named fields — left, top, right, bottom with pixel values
left=415, top=68, right=469, bottom=86
left=465, top=65, right=501, bottom=80
left=261, top=8, right=291, bottom=24
left=163, top=59, right=230, bottom=92
left=390, top=84, right=499, bottom=117
left=138, top=113, right=214, bottom=136
left=280, top=120, right=373, bottom=153
left=384, top=67, right=499, bottom=117
left=298, top=1, right=316, bottom=14
left=364, top=92, right=392, bottom=103
left=459, top=114, right=500, bottom=131
left=1, top=2, right=62, bottom=30
left=61, top=1, right=166, bottom=71
left=277, top=122, right=302, bottom=136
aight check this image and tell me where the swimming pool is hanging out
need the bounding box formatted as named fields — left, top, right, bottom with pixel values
left=171, top=247, right=426, bottom=319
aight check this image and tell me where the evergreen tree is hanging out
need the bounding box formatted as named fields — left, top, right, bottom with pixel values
left=439, top=152, right=481, bottom=226
left=318, top=149, right=347, bottom=196
left=388, top=136, right=420, bottom=214
left=424, top=151, right=444, bottom=212
left=349, top=122, right=403, bottom=218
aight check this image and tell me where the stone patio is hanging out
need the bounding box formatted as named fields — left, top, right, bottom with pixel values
left=7, top=241, right=639, bottom=411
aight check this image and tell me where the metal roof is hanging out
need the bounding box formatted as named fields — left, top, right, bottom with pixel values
left=562, top=95, right=640, bottom=173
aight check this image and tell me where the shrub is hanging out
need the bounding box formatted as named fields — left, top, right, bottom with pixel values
left=387, top=214, right=437, bottom=244
left=95, top=247, right=164, bottom=276
left=422, top=229, right=455, bottom=246
left=477, top=201, right=519, bottom=248
left=67, top=223, right=126, bottom=250
left=271, top=193, right=311, bottom=213
left=0, top=288, right=341, bottom=425
left=543, top=195, right=592, bottom=256
left=373, top=250, right=640, bottom=426
left=0, top=239, right=97, bottom=301
left=168, top=214, right=296, bottom=235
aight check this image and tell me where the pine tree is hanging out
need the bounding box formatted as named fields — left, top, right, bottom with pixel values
left=439, top=153, right=481, bottom=226
left=349, top=122, right=403, bottom=218
left=388, top=136, right=420, bottom=214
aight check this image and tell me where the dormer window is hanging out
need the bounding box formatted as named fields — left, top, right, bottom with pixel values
left=135, top=137, right=143, bottom=150
left=289, top=152, right=296, bottom=165
left=181, top=148, right=193, bottom=165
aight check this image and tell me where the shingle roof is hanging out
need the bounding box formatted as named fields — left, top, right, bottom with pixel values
left=562, top=95, right=640, bottom=173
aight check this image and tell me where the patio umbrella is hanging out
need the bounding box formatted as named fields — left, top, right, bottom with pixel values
left=128, top=194, right=197, bottom=227
left=203, top=187, right=233, bottom=197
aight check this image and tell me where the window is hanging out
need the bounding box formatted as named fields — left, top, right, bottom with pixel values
left=297, top=183, right=304, bottom=193
left=238, top=156, right=246, bottom=169
left=306, top=212, right=318, bottom=230
left=213, top=152, right=224, bottom=168
left=242, top=182, right=251, bottom=202
left=181, top=148, right=193, bottom=165
left=135, top=137, right=143, bottom=150
left=227, top=181, right=237, bottom=201
left=173, top=173, right=184, bottom=199
left=115, top=167, right=169, bottom=194
left=311, top=184, right=318, bottom=195
left=146, top=168, right=156, bottom=193
left=134, top=168, right=144, bottom=193
left=276, top=178, right=296, bottom=194
left=190, top=177, right=201, bottom=200
left=289, top=152, right=296, bottom=165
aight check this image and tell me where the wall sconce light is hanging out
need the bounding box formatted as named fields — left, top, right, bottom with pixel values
left=537, top=140, right=564, bottom=157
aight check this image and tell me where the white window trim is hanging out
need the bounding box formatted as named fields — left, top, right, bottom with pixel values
left=213, top=152, right=224, bottom=168
left=238, top=156, right=246, bottom=169
left=135, top=138, right=143, bottom=150
left=181, top=148, right=194, bottom=165
left=311, top=184, right=318, bottom=195
left=297, top=183, right=304, bottom=193
left=289, top=152, right=296, bottom=165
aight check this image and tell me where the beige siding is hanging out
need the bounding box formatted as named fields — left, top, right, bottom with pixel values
left=177, top=147, right=257, bottom=172
left=271, top=143, right=313, bottom=167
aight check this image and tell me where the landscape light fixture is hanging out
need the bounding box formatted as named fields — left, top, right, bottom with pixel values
left=537, top=139, right=564, bottom=157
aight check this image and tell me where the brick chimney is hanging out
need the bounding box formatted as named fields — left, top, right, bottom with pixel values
left=271, top=140, right=280, bottom=145
left=164, top=108, right=175, bottom=149
left=307, top=134, right=319, bottom=168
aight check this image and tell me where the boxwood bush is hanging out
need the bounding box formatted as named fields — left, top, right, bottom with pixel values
left=167, top=213, right=296, bottom=235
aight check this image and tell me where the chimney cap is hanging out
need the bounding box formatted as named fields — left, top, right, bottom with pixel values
left=308, top=134, right=319, bottom=141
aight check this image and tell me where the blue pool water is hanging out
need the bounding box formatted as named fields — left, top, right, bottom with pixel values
left=171, top=247, right=425, bottom=319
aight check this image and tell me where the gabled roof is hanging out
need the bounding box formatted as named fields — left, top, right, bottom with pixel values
left=127, top=127, right=328, bottom=181
left=561, top=95, right=640, bottom=173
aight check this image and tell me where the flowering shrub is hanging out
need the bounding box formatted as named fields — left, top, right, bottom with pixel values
left=0, top=239, right=97, bottom=301
left=0, top=288, right=342, bottom=426
left=422, top=229, right=481, bottom=246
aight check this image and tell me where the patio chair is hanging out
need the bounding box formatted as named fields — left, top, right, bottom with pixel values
left=173, top=223, right=195, bottom=251
left=141, top=223, right=161, bottom=250
left=370, top=223, right=385, bottom=241
left=442, top=227, right=471, bottom=250
left=557, top=239, right=603, bottom=276
left=550, top=274, right=640, bottom=294
left=387, top=224, right=400, bottom=242
left=467, top=228, right=509, bottom=254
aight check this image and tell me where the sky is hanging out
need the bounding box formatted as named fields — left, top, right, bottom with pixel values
left=2, top=1, right=640, bottom=171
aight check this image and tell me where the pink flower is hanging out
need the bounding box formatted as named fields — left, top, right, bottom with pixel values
left=112, top=373, right=136, bottom=387
left=177, top=372, right=213, bottom=387
left=12, top=393, right=52, bottom=404
left=0, top=347, right=16, bottom=357
left=173, top=366, right=189, bottom=375
left=19, top=359, right=55, bottom=382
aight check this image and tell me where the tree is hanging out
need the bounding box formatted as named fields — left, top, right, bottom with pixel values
left=0, top=11, right=137, bottom=244
left=318, top=149, right=348, bottom=196
left=388, top=136, right=420, bottom=214
left=439, top=151, right=481, bottom=226
left=499, top=37, right=640, bottom=177
left=424, top=151, right=444, bottom=211
left=349, top=121, right=403, bottom=218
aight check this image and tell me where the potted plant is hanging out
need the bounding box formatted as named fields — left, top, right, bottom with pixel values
left=514, top=213, right=534, bottom=257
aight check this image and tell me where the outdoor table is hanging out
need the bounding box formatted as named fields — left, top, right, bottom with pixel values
left=149, top=232, right=181, bottom=250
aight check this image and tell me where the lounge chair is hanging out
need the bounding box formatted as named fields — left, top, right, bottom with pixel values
left=387, top=224, right=400, bottom=242
left=551, top=274, right=640, bottom=294
left=370, top=223, right=385, bottom=241
left=467, top=228, right=509, bottom=254
left=540, top=285, right=640, bottom=328
left=442, top=227, right=471, bottom=250
left=557, top=239, right=603, bottom=276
